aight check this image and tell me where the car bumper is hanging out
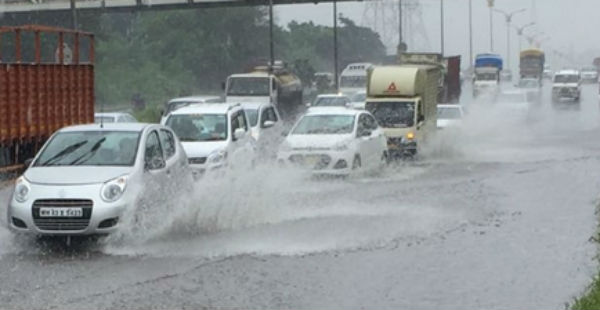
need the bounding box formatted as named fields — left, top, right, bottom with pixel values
left=277, top=150, right=354, bottom=175
left=7, top=183, right=130, bottom=236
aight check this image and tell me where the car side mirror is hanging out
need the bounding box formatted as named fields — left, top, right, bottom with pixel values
left=262, top=120, right=275, bottom=129
left=159, top=109, right=165, bottom=116
left=359, top=130, right=372, bottom=137
left=234, top=128, right=246, bottom=140
left=24, top=158, right=34, bottom=168
left=418, top=115, right=425, bottom=123
left=281, top=129, right=289, bottom=137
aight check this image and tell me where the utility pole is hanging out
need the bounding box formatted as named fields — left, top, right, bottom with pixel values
left=70, top=0, right=78, bottom=30
left=469, top=0, right=473, bottom=67
left=398, top=0, right=403, bottom=53
left=494, top=8, right=526, bottom=68
left=268, top=0, right=274, bottom=72
left=333, top=0, right=339, bottom=91
left=440, top=0, right=444, bottom=55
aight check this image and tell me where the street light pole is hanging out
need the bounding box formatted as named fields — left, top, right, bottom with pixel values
left=468, top=0, right=473, bottom=67
left=440, top=0, right=444, bottom=55
left=514, top=22, right=535, bottom=52
left=494, top=8, right=526, bottom=69
left=489, top=7, right=494, bottom=51
left=268, top=0, right=274, bottom=72
left=333, top=0, right=339, bottom=92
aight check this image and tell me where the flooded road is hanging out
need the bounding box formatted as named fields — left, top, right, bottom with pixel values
left=1, top=84, right=599, bottom=309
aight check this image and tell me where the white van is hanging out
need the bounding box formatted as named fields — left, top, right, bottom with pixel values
left=339, top=63, right=372, bottom=97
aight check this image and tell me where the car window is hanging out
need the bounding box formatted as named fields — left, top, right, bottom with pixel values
left=145, top=130, right=164, bottom=170
left=231, top=111, right=248, bottom=140
left=260, top=107, right=278, bottom=127
left=159, top=129, right=176, bottom=159
left=357, top=114, right=368, bottom=136
left=364, top=114, right=378, bottom=130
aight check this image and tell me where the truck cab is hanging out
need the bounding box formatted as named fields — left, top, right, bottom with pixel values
left=473, top=54, right=503, bottom=98
left=225, top=63, right=303, bottom=119
left=365, top=65, right=439, bottom=157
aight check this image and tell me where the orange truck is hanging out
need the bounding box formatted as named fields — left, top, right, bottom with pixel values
left=0, top=25, right=94, bottom=174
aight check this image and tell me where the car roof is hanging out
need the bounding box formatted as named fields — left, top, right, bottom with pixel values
left=59, top=122, right=150, bottom=132
left=170, top=103, right=241, bottom=115
left=316, top=94, right=350, bottom=99
left=239, top=101, right=271, bottom=109
left=304, top=107, right=361, bottom=116
left=94, top=112, right=129, bottom=117
left=168, top=96, right=221, bottom=103
left=438, top=104, right=462, bottom=109
left=556, top=69, right=579, bottom=75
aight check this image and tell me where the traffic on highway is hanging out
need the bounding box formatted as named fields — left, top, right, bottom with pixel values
left=2, top=1, right=600, bottom=309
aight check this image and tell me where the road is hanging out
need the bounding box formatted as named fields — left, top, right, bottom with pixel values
left=1, top=83, right=600, bottom=309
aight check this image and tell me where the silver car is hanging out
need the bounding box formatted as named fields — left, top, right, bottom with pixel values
left=7, top=123, right=191, bottom=236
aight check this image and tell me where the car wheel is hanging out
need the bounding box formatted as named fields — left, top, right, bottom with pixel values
left=352, top=155, right=361, bottom=170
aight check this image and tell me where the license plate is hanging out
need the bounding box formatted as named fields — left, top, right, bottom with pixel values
left=39, top=207, right=83, bottom=218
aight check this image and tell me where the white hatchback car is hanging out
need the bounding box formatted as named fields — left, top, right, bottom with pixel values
left=164, top=103, right=256, bottom=179
left=278, top=107, right=388, bottom=175
left=437, top=104, right=465, bottom=129
left=7, top=123, right=191, bottom=236
left=241, top=102, right=284, bottom=159
left=160, top=96, right=222, bottom=124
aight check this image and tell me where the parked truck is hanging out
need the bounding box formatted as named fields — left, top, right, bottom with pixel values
left=399, top=52, right=461, bottom=103
left=519, top=48, right=545, bottom=81
left=473, top=53, right=503, bottom=97
left=365, top=65, right=440, bottom=157
left=0, top=25, right=95, bottom=175
left=225, top=61, right=303, bottom=119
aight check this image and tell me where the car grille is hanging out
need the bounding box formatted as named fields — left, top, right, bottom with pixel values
left=289, top=154, right=331, bottom=170
left=32, top=199, right=93, bottom=231
left=188, top=157, right=207, bottom=164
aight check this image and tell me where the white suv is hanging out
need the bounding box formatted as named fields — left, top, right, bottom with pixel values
left=164, top=103, right=256, bottom=179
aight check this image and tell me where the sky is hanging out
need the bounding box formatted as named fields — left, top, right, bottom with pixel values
left=274, top=0, right=600, bottom=72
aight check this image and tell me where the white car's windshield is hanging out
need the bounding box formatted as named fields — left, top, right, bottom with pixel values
left=94, top=116, right=115, bottom=123
left=314, top=97, right=349, bottom=107
left=34, top=131, right=140, bottom=167
left=438, top=107, right=462, bottom=119
left=244, top=109, right=259, bottom=127
left=554, top=74, right=579, bottom=83
left=293, top=115, right=355, bottom=135
left=166, top=114, right=227, bottom=142
left=227, top=77, right=270, bottom=96
left=340, top=75, right=366, bottom=88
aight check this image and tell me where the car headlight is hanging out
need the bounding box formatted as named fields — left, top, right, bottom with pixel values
left=14, top=176, right=30, bottom=203
left=406, top=131, right=415, bottom=140
left=208, top=150, right=227, bottom=164
left=101, top=175, right=128, bottom=203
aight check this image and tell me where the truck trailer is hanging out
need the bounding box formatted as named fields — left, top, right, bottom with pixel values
left=0, top=25, right=95, bottom=175
left=365, top=65, right=440, bottom=157
left=399, top=52, right=461, bottom=104
left=519, top=48, right=545, bottom=81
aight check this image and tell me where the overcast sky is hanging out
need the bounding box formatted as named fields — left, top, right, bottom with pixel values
left=275, top=0, right=599, bottom=71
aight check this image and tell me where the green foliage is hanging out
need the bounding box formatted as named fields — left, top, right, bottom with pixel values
left=3, top=8, right=387, bottom=115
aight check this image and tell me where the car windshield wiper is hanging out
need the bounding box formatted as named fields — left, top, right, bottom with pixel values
left=40, top=140, right=88, bottom=166
left=70, top=137, right=107, bottom=165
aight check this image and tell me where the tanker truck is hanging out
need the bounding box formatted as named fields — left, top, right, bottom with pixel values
left=365, top=65, right=440, bottom=157
left=225, top=61, right=303, bottom=119
left=473, top=53, right=503, bottom=98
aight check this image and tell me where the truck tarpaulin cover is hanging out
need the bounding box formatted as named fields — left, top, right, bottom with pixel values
left=475, top=54, right=503, bottom=70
